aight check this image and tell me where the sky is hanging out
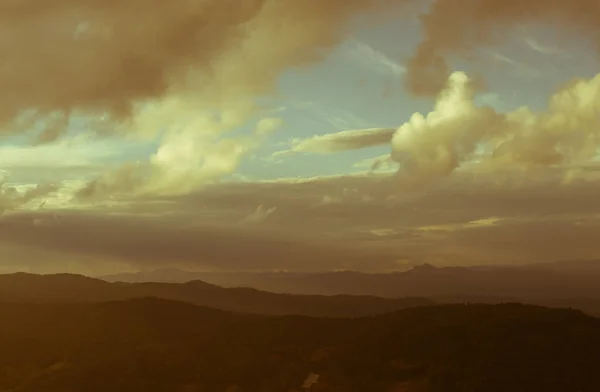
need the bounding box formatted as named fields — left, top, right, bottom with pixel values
left=1, top=0, right=599, bottom=275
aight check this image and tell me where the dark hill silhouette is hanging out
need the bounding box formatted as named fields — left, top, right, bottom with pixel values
left=1, top=299, right=599, bottom=391
left=0, top=273, right=433, bottom=318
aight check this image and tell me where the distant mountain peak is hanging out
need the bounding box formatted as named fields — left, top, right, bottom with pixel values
left=410, top=263, right=438, bottom=272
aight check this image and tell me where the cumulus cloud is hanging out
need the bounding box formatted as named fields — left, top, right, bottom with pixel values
left=391, top=70, right=600, bottom=186
left=71, top=111, right=284, bottom=199
left=274, top=127, right=395, bottom=156
left=147, top=131, right=257, bottom=196
left=271, top=68, right=600, bottom=187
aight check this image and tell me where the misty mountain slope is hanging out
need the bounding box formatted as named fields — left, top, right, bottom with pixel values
left=1, top=300, right=599, bottom=392
left=97, top=264, right=600, bottom=317
left=100, top=262, right=600, bottom=299
left=0, top=273, right=434, bottom=317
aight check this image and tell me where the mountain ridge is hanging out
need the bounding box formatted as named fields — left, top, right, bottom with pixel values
left=97, top=260, right=600, bottom=299
left=0, top=272, right=433, bottom=318
left=4, top=268, right=600, bottom=317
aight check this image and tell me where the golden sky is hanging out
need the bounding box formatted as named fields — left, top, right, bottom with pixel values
left=0, top=0, right=599, bottom=274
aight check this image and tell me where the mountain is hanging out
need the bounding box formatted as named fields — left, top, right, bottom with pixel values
left=100, top=268, right=316, bottom=288
left=0, top=273, right=433, bottom=318
left=101, top=268, right=222, bottom=284
left=527, top=259, right=600, bottom=273
left=100, top=262, right=600, bottom=298
left=7, top=269, right=600, bottom=319
left=1, top=299, right=599, bottom=391
left=96, top=263, right=600, bottom=317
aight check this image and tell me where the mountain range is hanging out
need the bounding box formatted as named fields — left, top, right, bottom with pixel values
left=96, top=261, right=600, bottom=316
left=3, top=268, right=600, bottom=390
left=0, top=272, right=432, bottom=318
left=99, top=260, right=600, bottom=298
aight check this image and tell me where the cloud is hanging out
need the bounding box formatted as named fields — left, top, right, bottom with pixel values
left=418, top=216, right=505, bottom=232
left=390, top=70, right=600, bottom=186
left=343, top=37, right=406, bottom=76
left=523, top=36, right=561, bottom=55
left=403, top=0, right=600, bottom=96
left=274, top=127, right=395, bottom=156
left=0, top=205, right=401, bottom=273
left=482, top=50, right=543, bottom=78
left=73, top=111, right=284, bottom=199
left=290, top=101, right=374, bottom=131
left=255, top=117, right=284, bottom=136
left=3, top=0, right=600, bottom=274
left=0, top=135, right=140, bottom=170
left=147, top=132, right=258, bottom=196
left=2, top=0, right=404, bottom=131
left=353, top=154, right=395, bottom=172
left=425, top=218, right=600, bottom=265
left=0, top=182, right=59, bottom=215
left=240, top=204, right=277, bottom=224
left=391, top=72, right=501, bottom=184
left=73, top=162, right=149, bottom=201
left=280, top=68, right=599, bottom=186
left=2, top=168, right=600, bottom=273
left=15, top=0, right=596, bottom=198
left=0, top=0, right=417, bottom=198
left=31, top=68, right=600, bottom=252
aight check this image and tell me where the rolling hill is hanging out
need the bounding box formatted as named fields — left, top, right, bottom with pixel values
left=0, top=273, right=433, bottom=318
left=0, top=299, right=599, bottom=391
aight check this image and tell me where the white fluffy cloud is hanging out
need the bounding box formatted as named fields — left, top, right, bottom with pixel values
left=391, top=71, right=600, bottom=185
